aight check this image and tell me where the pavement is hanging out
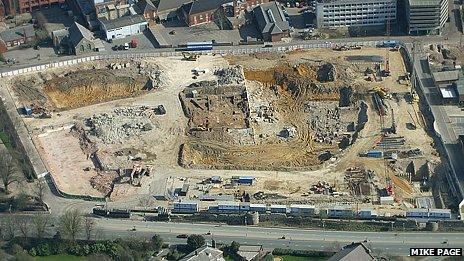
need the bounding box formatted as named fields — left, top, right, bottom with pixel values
left=91, top=219, right=464, bottom=256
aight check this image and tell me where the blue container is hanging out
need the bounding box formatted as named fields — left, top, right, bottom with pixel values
left=238, top=176, right=254, bottom=185
left=366, top=150, right=383, bottom=158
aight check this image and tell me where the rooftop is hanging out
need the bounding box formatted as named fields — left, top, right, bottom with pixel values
left=0, top=25, right=35, bottom=43
left=68, top=22, right=95, bottom=46
left=99, top=15, right=147, bottom=31
left=253, top=2, right=290, bottom=35
left=156, top=0, right=191, bottom=12
left=328, top=243, right=374, bottom=261
left=432, top=70, right=460, bottom=83
left=408, top=0, right=442, bottom=7
left=180, top=246, right=224, bottom=261
left=183, top=0, right=233, bottom=15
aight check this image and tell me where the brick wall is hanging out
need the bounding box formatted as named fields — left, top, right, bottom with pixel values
left=188, top=10, right=215, bottom=26
left=18, top=0, right=65, bottom=14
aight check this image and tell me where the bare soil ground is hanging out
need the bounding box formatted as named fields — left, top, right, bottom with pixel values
left=3, top=48, right=441, bottom=209
left=36, top=127, right=102, bottom=197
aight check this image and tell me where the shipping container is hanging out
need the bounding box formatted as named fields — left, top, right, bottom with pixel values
left=270, top=205, right=287, bottom=214
left=290, top=204, right=316, bottom=216
left=238, top=176, right=254, bottom=185
left=366, top=150, right=383, bottom=158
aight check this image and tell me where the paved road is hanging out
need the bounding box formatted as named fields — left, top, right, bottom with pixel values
left=92, top=219, right=464, bottom=256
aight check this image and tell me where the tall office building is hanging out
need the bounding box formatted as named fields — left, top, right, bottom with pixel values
left=315, top=0, right=397, bottom=28
left=406, top=0, right=448, bottom=35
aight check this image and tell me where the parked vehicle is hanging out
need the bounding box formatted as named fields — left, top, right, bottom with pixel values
left=177, top=234, right=188, bottom=238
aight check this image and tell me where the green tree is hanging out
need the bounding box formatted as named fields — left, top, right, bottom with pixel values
left=230, top=241, right=240, bottom=254
left=151, top=234, right=163, bottom=252
left=187, top=234, right=205, bottom=251
left=58, top=209, right=83, bottom=241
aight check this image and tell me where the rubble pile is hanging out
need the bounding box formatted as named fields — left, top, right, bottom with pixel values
left=305, top=101, right=342, bottom=144
left=310, top=181, right=335, bottom=195
left=214, top=66, right=245, bottom=85
left=85, top=106, right=156, bottom=144
left=90, top=171, right=118, bottom=196
left=317, top=63, right=337, bottom=82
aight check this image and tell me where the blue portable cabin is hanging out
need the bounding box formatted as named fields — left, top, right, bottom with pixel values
left=366, top=150, right=383, bottom=158
left=186, top=41, right=213, bottom=51
left=238, top=176, right=254, bottom=185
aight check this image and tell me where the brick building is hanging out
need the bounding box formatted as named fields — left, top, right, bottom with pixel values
left=8, top=0, right=65, bottom=14
left=0, top=1, right=5, bottom=20
left=253, top=1, right=289, bottom=42
left=180, top=0, right=269, bottom=27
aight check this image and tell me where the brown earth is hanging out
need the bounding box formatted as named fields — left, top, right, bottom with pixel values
left=44, top=69, right=149, bottom=110
left=181, top=63, right=349, bottom=170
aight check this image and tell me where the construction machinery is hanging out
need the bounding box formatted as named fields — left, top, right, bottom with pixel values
left=383, top=3, right=392, bottom=77
left=182, top=52, right=199, bottom=61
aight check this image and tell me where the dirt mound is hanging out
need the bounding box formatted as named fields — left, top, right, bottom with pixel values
left=44, top=69, right=149, bottom=110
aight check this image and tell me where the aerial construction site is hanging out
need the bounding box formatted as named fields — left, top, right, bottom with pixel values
left=2, top=45, right=446, bottom=215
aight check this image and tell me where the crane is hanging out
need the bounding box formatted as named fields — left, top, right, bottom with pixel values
left=383, top=2, right=392, bottom=77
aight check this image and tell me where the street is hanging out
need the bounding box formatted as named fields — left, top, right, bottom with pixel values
left=92, top=219, right=464, bottom=256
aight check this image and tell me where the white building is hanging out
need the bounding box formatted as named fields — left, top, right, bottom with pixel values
left=316, top=0, right=397, bottom=28
left=328, top=206, right=354, bottom=218
left=290, top=204, right=316, bottom=216
left=173, top=201, right=199, bottom=213
left=406, top=208, right=451, bottom=220
left=359, top=209, right=378, bottom=219
left=100, top=15, right=148, bottom=41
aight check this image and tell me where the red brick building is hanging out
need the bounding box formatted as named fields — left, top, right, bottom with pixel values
left=2, top=0, right=65, bottom=15
left=180, top=0, right=269, bottom=27
left=0, top=1, right=6, bottom=20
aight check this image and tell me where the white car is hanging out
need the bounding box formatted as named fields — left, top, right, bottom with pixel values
left=124, top=43, right=130, bottom=50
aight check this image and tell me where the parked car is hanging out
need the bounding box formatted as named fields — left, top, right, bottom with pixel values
left=124, top=43, right=130, bottom=50
left=177, top=234, right=188, bottom=238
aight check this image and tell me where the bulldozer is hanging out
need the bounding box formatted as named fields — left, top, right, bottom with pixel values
left=182, top=52, right=199, bottom=61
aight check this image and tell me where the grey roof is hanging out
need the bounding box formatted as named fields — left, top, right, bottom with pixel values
left=137, top=0, right=157, bottom=13
left=432, top=70, right=460, bottom=83
left=253, top=2, right=290, bottom=35
left=156, top=0, right=192, bottom=12
left=328, top=243, right=374, bottom=261
left=100, top=15, right=147, bottom=31
left=180, top=246, right=224, bottom=261
left=457, top=70, right=464, bottom=95
left=68, top=22, right=94, bottom=46
left=0, top=25, right=35, bottom=42
left=183, top=0, right=233, bottom=15
left=408, top=0, right=442, bottom=7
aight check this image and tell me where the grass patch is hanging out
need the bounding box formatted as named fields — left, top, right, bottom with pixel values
left=276, top=255, right=327, bottom=261
left=224, top=255, right=235, bottom=261
left=34, top=254, right=86, bottom=261
left=0, top=131, right=12, bottom=150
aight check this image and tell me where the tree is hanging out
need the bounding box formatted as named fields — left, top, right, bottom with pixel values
left=187, top=234, right=205, bottom=251
left=32, top=212, right=49, bottom=239
left=4, top=215, right=16, bottom=239
left=230, top=241, right=240, bottom=254
left=0, top=151, right=18, bottom=194
left=17, top=216, right=30, bottom=239
left=58, top=209, right=83, bottom=241
left=12, top=192, right=29, bottom=211
left=150, top=234, right=163, bottom=252
left=33, top=180, right=46, bottom=203
left=84, top=216, right=95, bottom=241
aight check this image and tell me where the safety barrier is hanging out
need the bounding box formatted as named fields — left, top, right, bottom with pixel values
left=0, top=40, right=381, bottom=78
